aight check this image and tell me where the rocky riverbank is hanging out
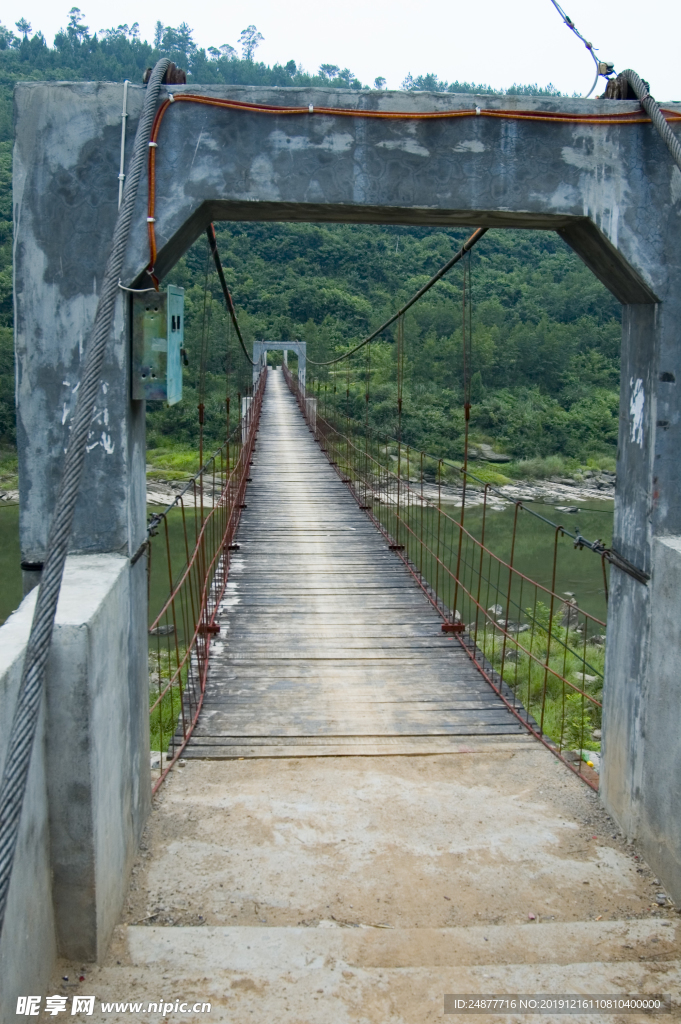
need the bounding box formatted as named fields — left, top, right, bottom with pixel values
left=0, top=472, right=616, bottom=512
left=417, top=471, right=615, bottom=510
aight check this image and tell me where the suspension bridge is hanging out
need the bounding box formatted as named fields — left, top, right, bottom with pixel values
left=181, top=369, right=529, bottom=760
left=2, top=64, right=681, bottom=1019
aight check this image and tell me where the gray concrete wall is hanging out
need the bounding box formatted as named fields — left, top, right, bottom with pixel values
left=602, top=533, right=681, bottom=903
left=637, top=537, right=681, bottom=896
left=599, top=306, right=657, bottom=839
left=13, top=83, right=147, bottom=564
left=44, top=553, right=150, bottom=961
left=13, top=80, right=681, bottom=920
left=0, top=554, right=150, bottom=1008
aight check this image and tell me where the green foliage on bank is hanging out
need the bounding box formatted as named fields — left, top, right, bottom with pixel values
left=478, top=603, right=604, bottom=752
left=0, top=14, right=621, bottom=467
left=171, top=221, right=620, bottom=464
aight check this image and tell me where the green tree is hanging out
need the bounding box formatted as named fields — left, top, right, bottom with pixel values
left=66, top=7, right=89, bottom=42
left=239, top=25, right=263, bottom=61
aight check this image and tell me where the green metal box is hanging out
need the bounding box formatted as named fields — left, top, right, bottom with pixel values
left=132, top=285, right=184, bottom=404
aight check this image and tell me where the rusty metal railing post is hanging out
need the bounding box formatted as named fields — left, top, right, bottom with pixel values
left=420, top=450, right=424, bottom=579
left=539, top=525, right=564, bottom=737
left=472, top=483, right=491, bottom=649
left=499, top=503, right=521, bottom=678
left=435, top=460, right=443, bottom=613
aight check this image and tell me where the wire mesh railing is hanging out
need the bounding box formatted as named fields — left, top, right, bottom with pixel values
left=146, top=367, right=266, bottom=792
left=284, top=364, right=604, bottom=789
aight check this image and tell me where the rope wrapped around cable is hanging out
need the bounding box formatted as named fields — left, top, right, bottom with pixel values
left=622, top=70, right=681, bottom=175
left=0, top=57, right=171, bottom=936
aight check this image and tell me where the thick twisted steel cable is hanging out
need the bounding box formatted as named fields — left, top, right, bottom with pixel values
left=307, top=227, right=487, bottom=367
left=622, top=70, right=681, bottom=175
left=0, top=57, right=171, bottom=936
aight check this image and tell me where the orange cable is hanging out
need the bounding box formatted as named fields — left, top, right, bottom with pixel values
left=145, top=93, right=681, bottom=274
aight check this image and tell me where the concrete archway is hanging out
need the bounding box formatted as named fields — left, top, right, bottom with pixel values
left=12, top=82, right=681, bottom=915
left=252, top=341, right=306, bottom=390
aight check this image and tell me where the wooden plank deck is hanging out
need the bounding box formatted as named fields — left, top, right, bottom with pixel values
left=183, top=368, right=531, bottom=758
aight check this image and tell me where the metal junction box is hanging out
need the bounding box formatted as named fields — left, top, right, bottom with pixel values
left=132, top=285, right=184, bottom=404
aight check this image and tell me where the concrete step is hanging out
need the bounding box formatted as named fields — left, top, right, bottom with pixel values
left=76, top=920, right=681, bottom=1023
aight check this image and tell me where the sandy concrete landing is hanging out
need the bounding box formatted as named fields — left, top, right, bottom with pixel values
left=51, top=748, right=680, bottom=1023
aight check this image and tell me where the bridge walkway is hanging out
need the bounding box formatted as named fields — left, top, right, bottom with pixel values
left=184, top=368, right=531, bottom=759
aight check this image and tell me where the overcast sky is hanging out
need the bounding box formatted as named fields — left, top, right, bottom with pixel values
left=4, top=0, right=680, bottom=101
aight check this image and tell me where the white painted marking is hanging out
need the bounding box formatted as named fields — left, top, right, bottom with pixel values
left=269, top=129, right=354, bottom=154
left=453, top=140, right=485, bottom=153
left=630, top=377, right=645, bottom=448
left=376, top=138, right=430, bottom=157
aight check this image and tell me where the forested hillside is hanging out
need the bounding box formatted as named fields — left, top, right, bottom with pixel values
left=0, top=12, right=621, bottom=476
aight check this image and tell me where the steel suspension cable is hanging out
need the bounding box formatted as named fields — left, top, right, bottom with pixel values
left=547, top=0, right=613, bottom=97
left=0, top=56, right=172, bottom=937
left=307, top=227, right=488, bottom=368
left=205, top=223, right=256, bottom=366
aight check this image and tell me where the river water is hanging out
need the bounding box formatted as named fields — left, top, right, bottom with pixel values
left=447, top=498, right=612, bottom=625
left=0, top=497, right=613, bottom=628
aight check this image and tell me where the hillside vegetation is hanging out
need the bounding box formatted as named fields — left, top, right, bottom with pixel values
left=0, top=13, right=621, bottom=479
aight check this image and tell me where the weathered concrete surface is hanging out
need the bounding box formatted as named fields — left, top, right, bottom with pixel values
left=13, top=82, right=148, bottom=564
left=630, top=537, right=681, bottom=897
left=43, top=553, right=151, bottom=962
left=0, top=554, right=150, bottom=1003
left=51, top=752, right=681, bottom=1021
left=13, top=80, right=681, bottom=910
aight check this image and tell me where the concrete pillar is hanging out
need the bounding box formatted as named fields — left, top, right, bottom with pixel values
left=0, top=552, right=149, bottom=1007
left=241, top=396, right=253, bottom=443
left=252, top=342, right=266, bottom=387
left=44, top=555, right=150, bottom=961
left=13, top=81, right=150, bottom=963
left=305, top=398, right=317, bottom=431
left=295, top=342, right=306, bottom=393
left=601, top=302, right=681, bottom=902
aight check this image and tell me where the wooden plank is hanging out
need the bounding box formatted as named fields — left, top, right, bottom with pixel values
left=182, top=371, right=527, bottom=759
